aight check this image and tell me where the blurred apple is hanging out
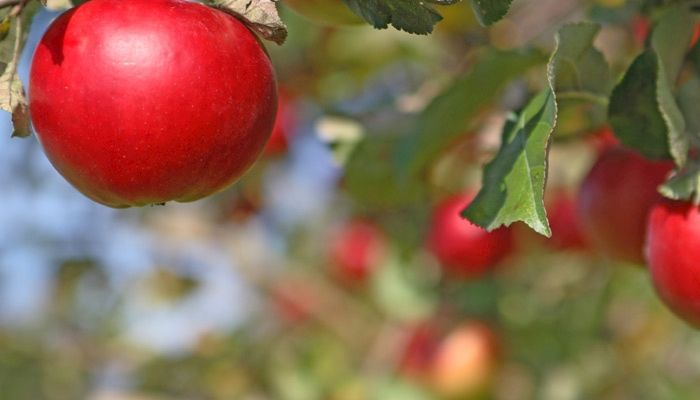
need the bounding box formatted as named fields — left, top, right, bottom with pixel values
left=329, top=220, right=387, bottom=285
left=429, top=323, right=499, bottom=399
left=577, top=147, right=673, bottom=264
left=427, top=193, right=513, bottom=279
left=263, top=92, right=297, bottom=156
left=399, top=323, right=440, bottom=380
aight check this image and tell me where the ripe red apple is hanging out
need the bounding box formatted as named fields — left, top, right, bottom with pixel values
left=427, top=194, right=513, bottom=279
left=429, top=323, right=499, bottom=399
left=577, top=147, right=673, bottom=264
left=546, top=190, right=588, bottom=251
left=647, top=199, right=700, bottom=327
left=329, top=220, right=387, bottom=284
left=30, top=0, right=277, bottom=208
left=283, top=0, right=362, bottom=26
left=263, top=92, right=296, bottom=156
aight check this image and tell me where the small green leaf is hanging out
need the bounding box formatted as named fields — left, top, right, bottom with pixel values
left=469, top=0, right=512, bottom=26
left=342, top=0, right=443, bottom=34
left=608, top=4, right=694, bottom=165
left=462, top=89, right=556, bottom=236
left=660, top=161, right=700, bottom=204
left=395, top=48, right=545, bottom=178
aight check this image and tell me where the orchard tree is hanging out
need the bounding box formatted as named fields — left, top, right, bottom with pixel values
left=5, top=1, right=700, bottom=395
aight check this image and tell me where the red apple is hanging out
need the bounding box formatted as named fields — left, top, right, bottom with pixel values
left=546, top=190, right=588, bottom=251
left=399, top=323, right=440, bottom=380
left=263, top=92, right=296, bottom=156
left=284, top=0, right=362, bottom=26
left=329, top=220, right=387, bottom=284
left=30, top=0, right=277, bottom=208
left=427, top=194, right=513, bottom=279
left=647, top=199, right=700, bottom=327
left=577, top=147, right=673, bottom=264
left=429, top=323, right=499, bottom=399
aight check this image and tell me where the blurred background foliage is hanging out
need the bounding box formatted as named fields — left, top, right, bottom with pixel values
left=2, top=0, right=700, bottom=399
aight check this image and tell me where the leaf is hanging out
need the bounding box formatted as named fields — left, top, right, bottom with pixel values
left=608, top=4, right=694, bottom=165
left=462, top=22, right=608, bottom=236
left=341, top=0, right=448, bottom=34
left=548, top=22, right=611, bottom=100
left=678, top=78, right=700, bottom=139
left=469, top=0, right=512, bottom=26
left=0, top=11, right=35, bottom=138
left=394, top=48, right=545, bottom=178
left=213, top=0, right=287, bottom=44
left=346, top=134, right=427, bottom=207
left=660, top=161, right=700, bottom=204
left=462, top=89, right=556, bottom=236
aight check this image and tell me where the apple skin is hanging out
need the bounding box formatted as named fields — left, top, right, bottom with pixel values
left=29, top=0, right=277, bottom=208
left=577, top=147, right=673, bottom=264
left=329, top=220, right=386, bottom=284
left=429, top=323, right=499, bottom=399
left=647, top=199, right=700, bottom=328
left=427, top=194, right=513, bottom=279
left=284, top=0, right=362, bottom=26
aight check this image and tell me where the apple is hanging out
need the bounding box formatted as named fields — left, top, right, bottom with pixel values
left=30, top=0, right=277, bottom=208
left=546, top=190, right=588, bottom=251
left=329, top=220, right=387, bottom=284
left=647, top=199, right=700, bottom=327
left=427, top=194, right=513, bottom=279
left=399, top=323, right=440, bottom=380
left=429, top=323, right=499, bottom=399
left=283, top=0, right=362, bottom=26
left=263, top=92, right=296, bottom=156
left=577, top=147, right=673, bottom=264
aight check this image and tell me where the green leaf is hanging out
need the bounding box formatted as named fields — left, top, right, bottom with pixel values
left=394, top=48, right=545, bottom=178
left=345, top=134, right=427, bottom=207
left=342, top=0, right=445, bottom=34
left=469, top=0, right=512, bottom=26
left=660, top=161, right=700, bottom=204
left=549, top=22, right=611, bottom=100
left=462, top=90, right=556, bottom=236
left=678, top=78, right=700, bottom=139
left=462, top=22, right=609, bottom=236
left=608, top=4, right=694, bottom=164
